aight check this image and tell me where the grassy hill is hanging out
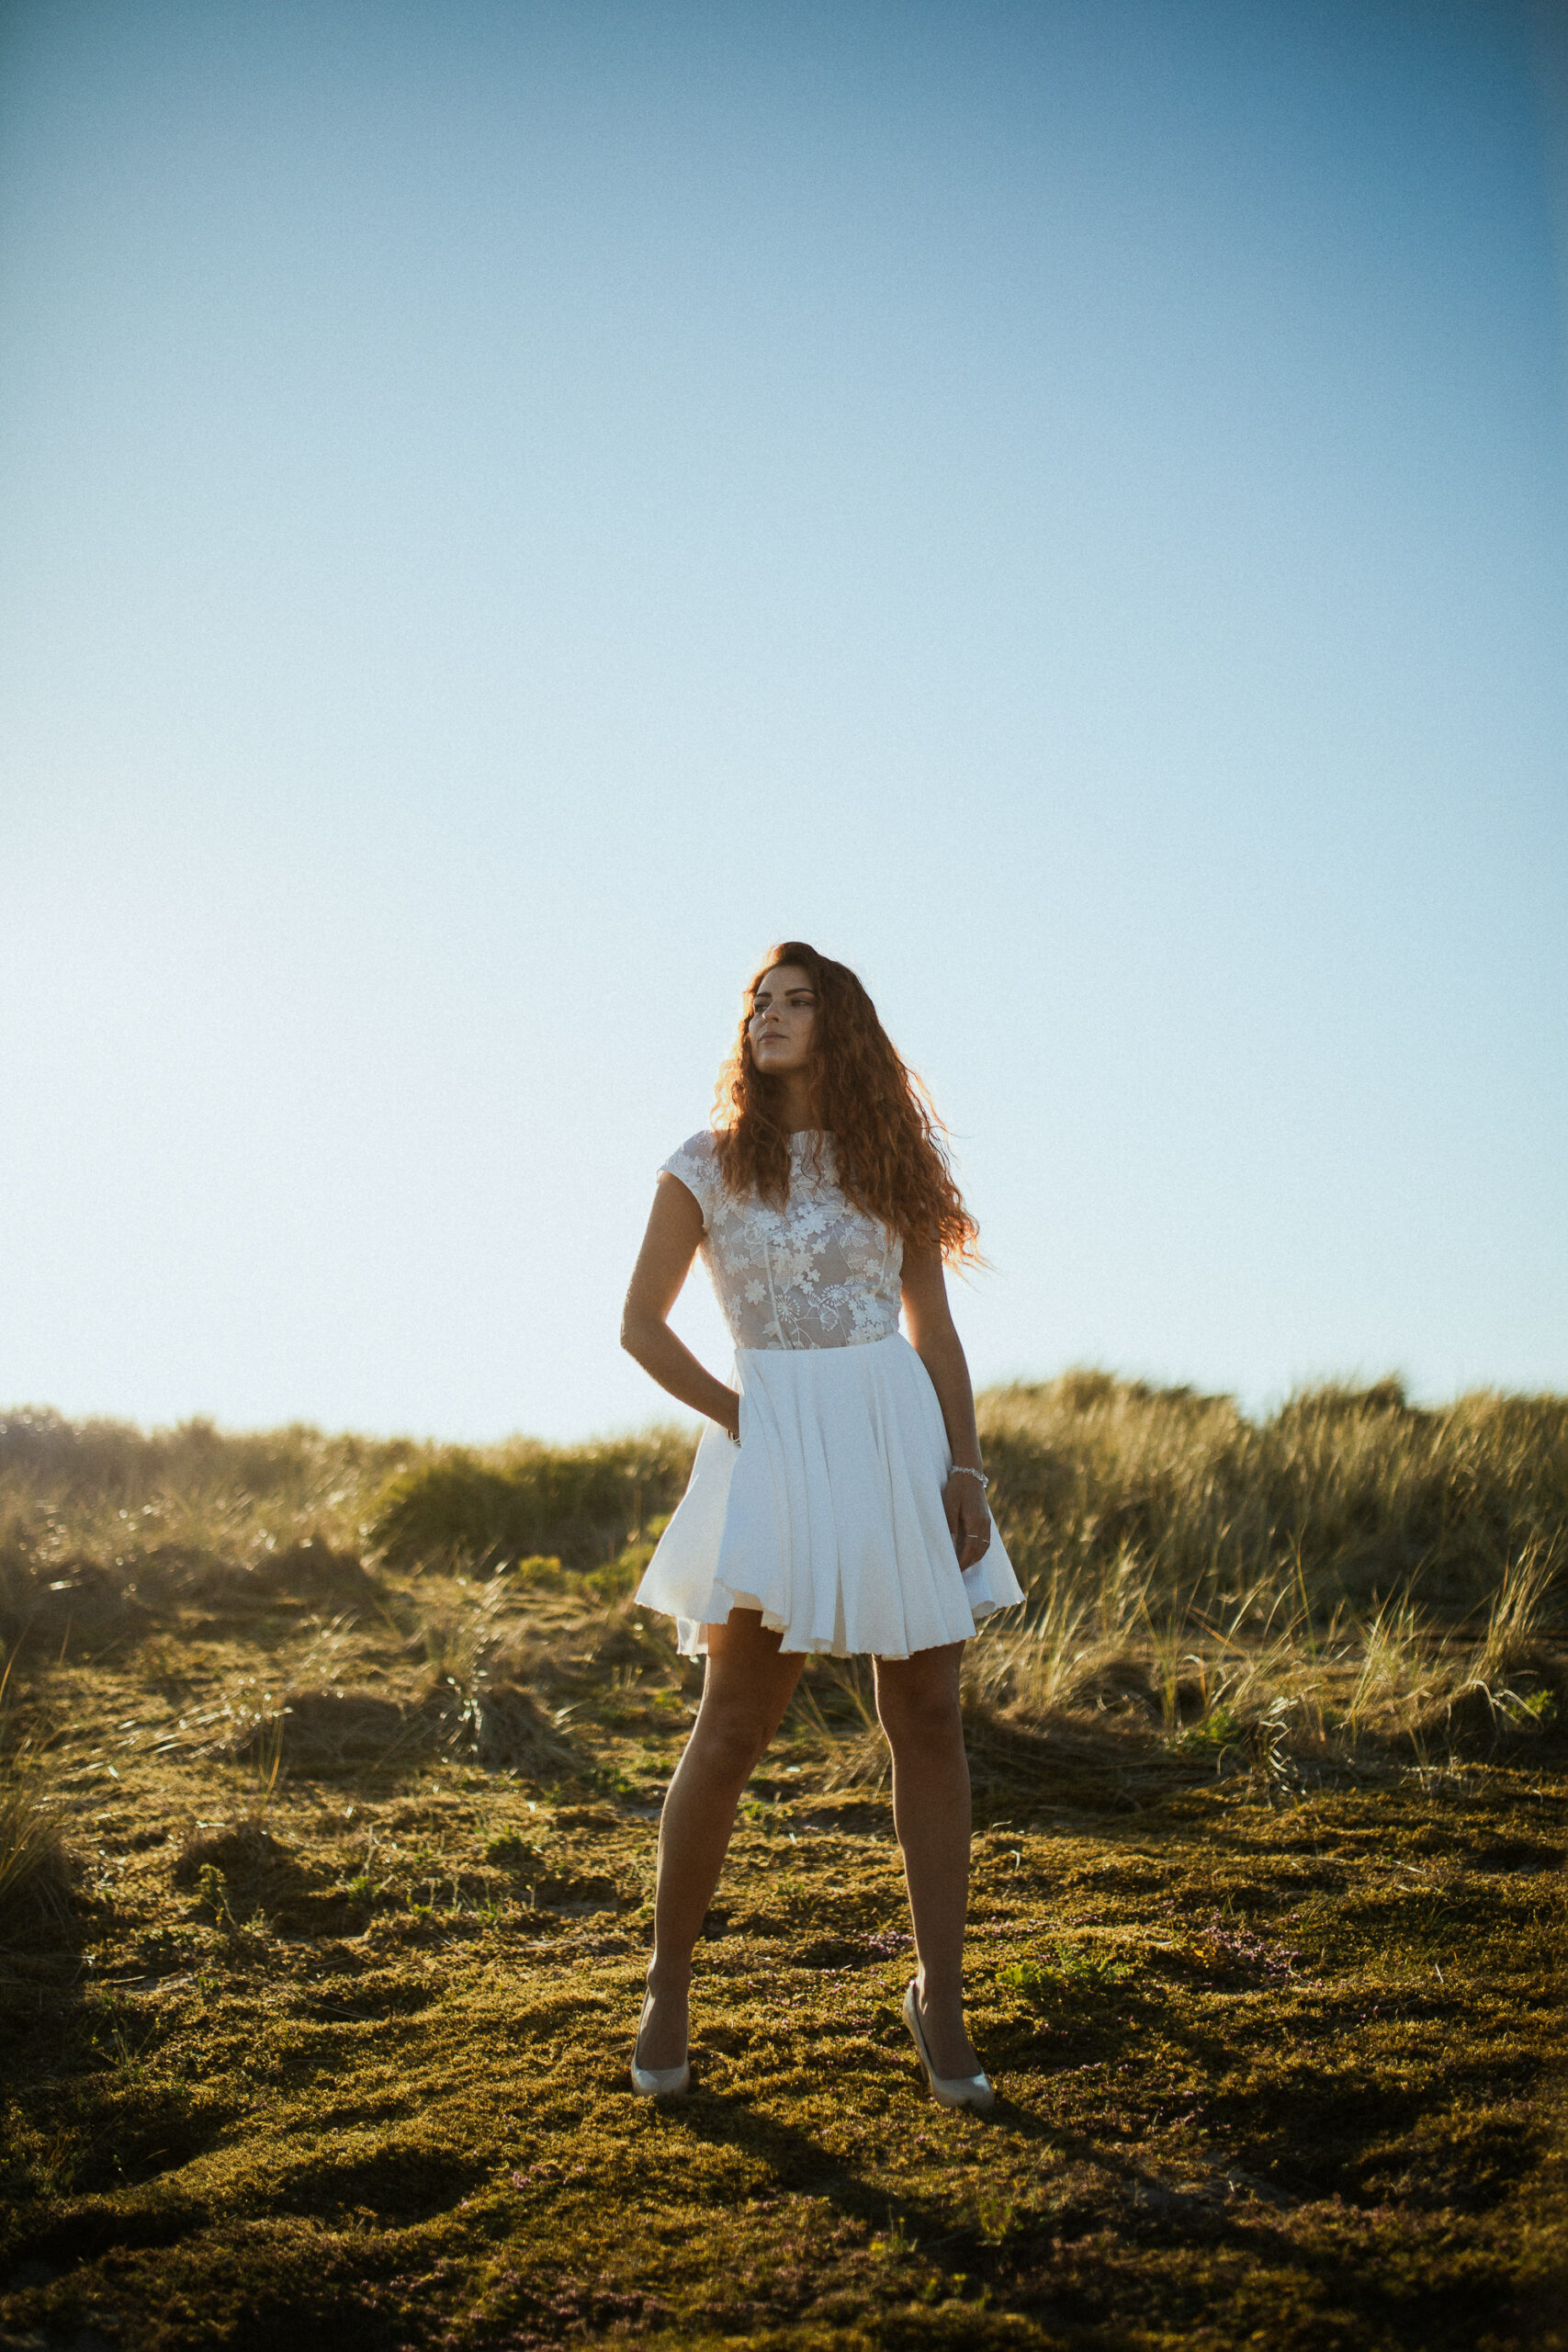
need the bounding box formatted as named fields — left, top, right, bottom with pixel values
left=0, top=1379, right=1563, bottom=2349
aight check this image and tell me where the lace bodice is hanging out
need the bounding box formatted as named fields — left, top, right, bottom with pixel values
left=660, top=1131, right=904, bottom=1351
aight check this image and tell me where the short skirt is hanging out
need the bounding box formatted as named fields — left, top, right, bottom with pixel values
left=635, top=1332, right=1025, bottom=1658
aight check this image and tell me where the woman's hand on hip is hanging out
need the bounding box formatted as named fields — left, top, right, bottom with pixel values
left=942, top=1471, right=991, bottom=1568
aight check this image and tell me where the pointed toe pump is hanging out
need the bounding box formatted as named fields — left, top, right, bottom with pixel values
left=902, top=1980, right=994, bottom=2113
left=630, top=1994, right=691, bottom=2099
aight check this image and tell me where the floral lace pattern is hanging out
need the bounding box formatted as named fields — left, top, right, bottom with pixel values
left=660, top=1131, right=904, bottom=1351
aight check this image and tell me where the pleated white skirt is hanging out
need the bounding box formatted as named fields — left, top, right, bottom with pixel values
left=635, top=1333, right=1025, bottom=1659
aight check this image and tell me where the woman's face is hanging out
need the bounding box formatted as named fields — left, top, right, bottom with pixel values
left=747, top=963, right=818, bottom=1075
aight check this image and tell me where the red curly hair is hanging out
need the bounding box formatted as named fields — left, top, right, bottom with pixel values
left=711, top=942, right=981, bottom=1266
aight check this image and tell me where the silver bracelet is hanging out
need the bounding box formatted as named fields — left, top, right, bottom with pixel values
left=949, top=1464, right=989, bottom=1490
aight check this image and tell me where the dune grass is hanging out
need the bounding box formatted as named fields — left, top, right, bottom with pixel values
left=0, top=1381, right=1564, bottom=2349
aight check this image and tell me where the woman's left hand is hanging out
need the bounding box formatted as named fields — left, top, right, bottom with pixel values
left=942, top=1472, right=991, bottom=1569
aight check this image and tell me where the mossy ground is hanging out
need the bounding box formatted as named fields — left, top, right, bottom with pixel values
left=3, top=1561, right=1565, bottom=2352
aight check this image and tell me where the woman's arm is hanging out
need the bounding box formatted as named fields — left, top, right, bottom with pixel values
left=621, top=1175, right=741, bottom=1437
left=901, top=1243, right=991, bottom=1568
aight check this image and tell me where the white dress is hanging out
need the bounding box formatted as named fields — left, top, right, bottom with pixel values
left=635, top=1130, right=1024, bottom=1658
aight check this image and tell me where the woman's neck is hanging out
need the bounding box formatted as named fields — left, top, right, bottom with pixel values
left=775, top=1072, right=817, bottom=1133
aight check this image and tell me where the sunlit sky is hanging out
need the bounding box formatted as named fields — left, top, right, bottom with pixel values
left=2, top=0, right=1565, bottom=1443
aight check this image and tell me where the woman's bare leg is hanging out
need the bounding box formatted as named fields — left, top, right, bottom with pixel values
left=874, top=1642, right=980, bottom=2078
left=637, top=1610, right=807, bottom=2069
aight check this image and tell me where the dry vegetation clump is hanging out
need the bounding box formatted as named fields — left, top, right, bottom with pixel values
left=0, top=1387, right=1564, bottom=2348
left=370, top=1434, right=695, bottom=1572
left=0, top=1778, right=77, bottom=1953
left=0, top=1653, right=81, bottom=1952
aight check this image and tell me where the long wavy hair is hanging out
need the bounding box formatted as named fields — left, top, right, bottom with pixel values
left=712, top=942, right=981, bottom=1266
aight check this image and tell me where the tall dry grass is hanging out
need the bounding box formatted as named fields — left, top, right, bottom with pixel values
left=944, top=1374, right=1567, bottom=1794
left=0, top=1408, right=686, bottom=1660
left=1, top=1377, right=1563, bottom=1800
left=982, top=1370, right=1567, bottom=1616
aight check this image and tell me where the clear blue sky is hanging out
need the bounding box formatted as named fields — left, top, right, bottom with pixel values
left=2, top=0, right=1564, bottom=1442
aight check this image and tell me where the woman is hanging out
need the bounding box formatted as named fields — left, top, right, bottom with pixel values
left=620, top=942, right=1022, bottom=2109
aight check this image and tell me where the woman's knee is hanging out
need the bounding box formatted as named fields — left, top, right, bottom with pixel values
left=691, top=1696, right=776, bottom=1781
left=874, top=1657, right=964, bottom=1749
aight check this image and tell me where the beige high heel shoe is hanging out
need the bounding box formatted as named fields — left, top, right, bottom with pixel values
left=630, top=1992, right=691, bottom=2098
left=902, top=1979, right=994, bottom=2112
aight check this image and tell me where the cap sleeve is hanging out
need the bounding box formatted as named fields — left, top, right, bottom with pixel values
left=659, top=1132, right=721, bottom=1228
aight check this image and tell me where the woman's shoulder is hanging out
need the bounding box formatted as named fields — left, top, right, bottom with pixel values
left=658, top=1130, right=725, bottom=1221
left=662, top=1129, right=720, bottom=1174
